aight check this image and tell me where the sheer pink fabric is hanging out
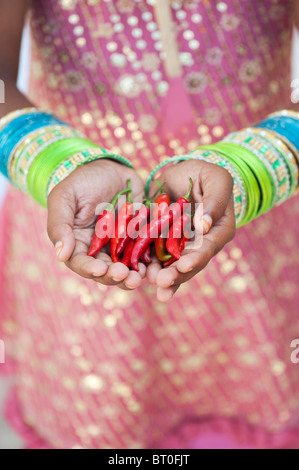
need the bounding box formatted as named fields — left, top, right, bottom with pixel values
left=1, top=0, right=299, bottom=449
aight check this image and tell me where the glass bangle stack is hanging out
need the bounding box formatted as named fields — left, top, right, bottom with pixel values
left=0, top=108, right=133, bottom=207
left=145, top=109, right=299, bottom=228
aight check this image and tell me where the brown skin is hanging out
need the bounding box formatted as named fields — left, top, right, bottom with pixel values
left=1, top=1, right=299, bottom=300
left=147, top=160, right=235, bottom=302
left=47, top=159, right=145, bottom=290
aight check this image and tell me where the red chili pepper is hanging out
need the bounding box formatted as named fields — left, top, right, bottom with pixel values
left=130, top=178, right=193, bottom=271
left=152, top=177, right=193, bottom=229
left=169, top=177, right=193, bottom=219
left=166, top=213, right=190, bottom=260
left=120, top=238, right=135, bottom=268
left=88, top=187, right=130, bottom=257
left=116, top=183, right=164, bottom=257
left=140, top=245, right=152, bottom=264
left=163, top=236, right=188, bottom=267
left=153, top=193, right=171, bottom=219
left=88, top=211, right=108, bottom=257
left=152, top=183, right=172, bottom=262
left=117, top=205, right=150, bottom=255
left=110, top=180, right=134, bottom=263
left=130, top=212, right=174, bottom=271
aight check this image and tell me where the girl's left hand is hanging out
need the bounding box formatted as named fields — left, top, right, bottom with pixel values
left=146, top=159, right=236, bottom=302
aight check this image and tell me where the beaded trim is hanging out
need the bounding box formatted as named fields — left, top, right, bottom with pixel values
left=223, top=130, right=291, bottom=204
left=9, top=125, right=82, bottom=191
left=47, top=150, right=133, bottom=197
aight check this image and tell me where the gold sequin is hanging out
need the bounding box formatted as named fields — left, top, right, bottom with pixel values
left=81, top=112, right=93, bottom=125
left=271, top=361, right=286, bottom=376
left=76, top=37, right=86, bottom=47
left=103, top=314, right=117, bottom=328
left=112, top=382, right=132, bottom=397
left=229, top=276, right=248, bottom=292
left=81, top=374, right=105, bottom=392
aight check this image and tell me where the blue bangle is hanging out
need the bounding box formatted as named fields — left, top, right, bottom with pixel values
left=256, top=117, right=299, bottom=152
left=0, top=112, right=64, bottom=178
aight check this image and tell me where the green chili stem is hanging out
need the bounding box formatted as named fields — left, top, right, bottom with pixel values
left=127, top=179, right=132, bottom=204
left=184, top=177, right=193, bottom=201
left=152, top=179, right=165, bottom=192
left=143, top=182, right=166, bottom=207
left=110, top=188, right=130, bottom=208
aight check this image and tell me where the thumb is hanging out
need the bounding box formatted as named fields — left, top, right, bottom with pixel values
left=193, top=166, right=233, bottom=234
left=47, top=185, right=76, bottom=262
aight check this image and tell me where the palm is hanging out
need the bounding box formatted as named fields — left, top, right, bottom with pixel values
left=147, top=159, right=236, bottom=301
left=47, top=159, right=145, bottom=284
left=68, top=160, right=143, bottom=247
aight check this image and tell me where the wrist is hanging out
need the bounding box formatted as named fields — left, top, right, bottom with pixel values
left=0, top=107, right=133, bottom=207
left=146, top=109, right=299, bottom=228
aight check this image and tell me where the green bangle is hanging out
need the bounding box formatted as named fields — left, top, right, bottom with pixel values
left=12, top=126, right=82, bottom=192
left=201, top=144, right=260, bottom=225
left=145, top=151, right=248, bottom=226
left=212, top=142, right=275, bottom=218
left=27, top=137, right=97, bottom=204
left=223, top=130, right=291, bottom=204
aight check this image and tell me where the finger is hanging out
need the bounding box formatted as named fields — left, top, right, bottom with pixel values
left=47, top=185, right=76, bottom=262
left=107, top=261, right=130, bottom=282
left=157, top=209, right=235, bottom=288
left=123, top=269, right=144, bottom=289
left=146, top=255, right=163, bottom=284
left=65, top=240, right=109, bottom=278
left=156, top=266, right=178, bottom=288
left=137, top=263, right=147, bottom=279
left=156, top=284, right=180, bottom=302
left=194, top=165, right=233, bottom=232
left=177, top=208, right=235, bottom=276
left=95, top=255, right=145, bottom=288
left=95, top=264, right=144, bottom=289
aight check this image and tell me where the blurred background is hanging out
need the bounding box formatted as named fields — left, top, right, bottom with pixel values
left=0, top=25, right=299, bottom=449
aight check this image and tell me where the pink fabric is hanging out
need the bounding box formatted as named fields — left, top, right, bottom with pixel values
left=1, top=0, right=299, bottom=449
left=155, top=418, right=299, bottom=449
left=4, top=387, right=50, bottom=449
left=160, top=77, right=197, bottom=136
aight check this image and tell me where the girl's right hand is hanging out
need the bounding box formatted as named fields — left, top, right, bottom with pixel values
left=47, top=158, right=145, bottom=290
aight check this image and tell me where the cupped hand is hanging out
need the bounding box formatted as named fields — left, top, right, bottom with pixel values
left=146, top=159, right=236, bottom=302
left=47, top=158, right=145, bottom=290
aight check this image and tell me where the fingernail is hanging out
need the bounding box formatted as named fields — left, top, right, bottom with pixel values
left=55, top=241, right=63, bottom=260
left=202, top=214, right=213, bottom=235
left=183, top=266, right=193, bottom=273
left=92, top=272, right=105, bottom=278
left=162, top=288, right=174, bottom=302
left=112, top=276, right=122, bottom=282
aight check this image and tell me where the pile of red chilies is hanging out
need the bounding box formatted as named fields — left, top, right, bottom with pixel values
left=88, top=178, right=193, bottom=271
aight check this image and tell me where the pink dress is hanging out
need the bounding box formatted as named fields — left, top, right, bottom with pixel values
left=1, top=0, right=299, bottom=449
